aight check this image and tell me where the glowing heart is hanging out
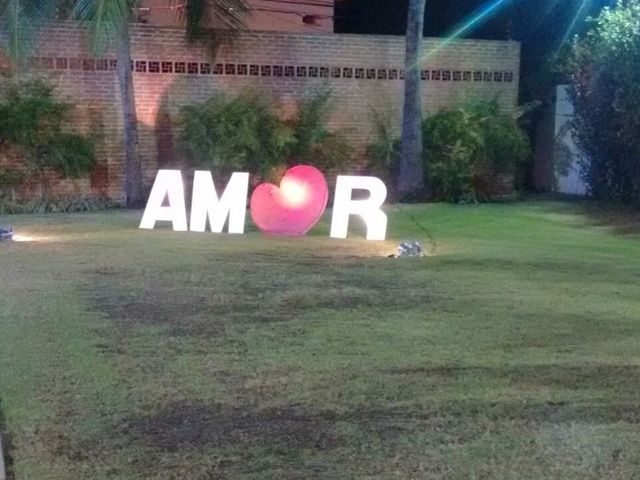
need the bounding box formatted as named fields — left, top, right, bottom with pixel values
left=250, top=165, right=329, bottom=236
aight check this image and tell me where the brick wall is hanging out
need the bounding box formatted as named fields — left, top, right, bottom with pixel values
left=1, top=23, right=520, bottom=202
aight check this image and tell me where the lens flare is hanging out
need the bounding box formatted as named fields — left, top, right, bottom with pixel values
left=415, top=0, right=511, bottom=66
left=558, top=0, right=591, bottom=52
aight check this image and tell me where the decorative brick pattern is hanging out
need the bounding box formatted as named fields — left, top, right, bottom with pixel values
left=15, top=23, right=520, bottom=202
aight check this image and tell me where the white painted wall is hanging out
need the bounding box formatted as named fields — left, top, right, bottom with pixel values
left=553, top=85, right=588, bottom=195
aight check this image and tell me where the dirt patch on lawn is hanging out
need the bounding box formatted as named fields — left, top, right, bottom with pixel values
left=88, top=260, right=437, bottom=339
left=124, top=403, right=345, bottom=452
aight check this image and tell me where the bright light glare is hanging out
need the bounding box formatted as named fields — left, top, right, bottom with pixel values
left=11, top=234, right=53, bottom=242
left=280, top=177, right=310, bottom=207
left=558, top=0, right=591, bottom=53
left=414, top=0, right=509, bottom=65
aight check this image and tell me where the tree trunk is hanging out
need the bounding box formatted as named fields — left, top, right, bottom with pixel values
left=116, top=24, right=144, bottom=208
left=397, top=0, right=427, bottom=202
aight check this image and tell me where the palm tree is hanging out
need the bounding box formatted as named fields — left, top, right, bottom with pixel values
left=397, top=0, right=427, bottom=201
left=1, top=0, right=248, bottom=207
left=0, top=0, right=55, bottom=67
left=71, top=0, right=248, bottom=207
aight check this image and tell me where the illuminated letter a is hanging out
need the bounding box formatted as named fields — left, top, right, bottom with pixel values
left=139, top=170, right=187, bottom=231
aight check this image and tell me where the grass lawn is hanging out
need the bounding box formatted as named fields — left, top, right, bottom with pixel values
left=1, top=198, right=640, bottom=479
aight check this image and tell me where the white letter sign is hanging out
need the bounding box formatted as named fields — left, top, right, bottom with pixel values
left=140, top=166, right=389, bottom=241
left=139, top=170, right=188, bottom=231
left=190, top=171, right=249, bottom=234
left=330, top=175, right=387, bottom=241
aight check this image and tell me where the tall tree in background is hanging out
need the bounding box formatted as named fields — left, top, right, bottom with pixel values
left=1, top=0, right=247, bottom=207
left=72, top=0, right=247, bottom=207
left=0, top=0, right=55, bottom=67
left=397, top=0, right=427, bottom=200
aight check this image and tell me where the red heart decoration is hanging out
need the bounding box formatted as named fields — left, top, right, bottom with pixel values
left=250, top=165, right=329, bottom=236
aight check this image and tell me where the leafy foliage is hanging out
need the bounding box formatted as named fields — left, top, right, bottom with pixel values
left=71, top=0, right=132, bottom=52
left=0, top=193, right=116, bottom=213
left=0, top=0, right=56, bottom=62
left=0, top=79, right=96, bottom=181
left=180, top=0, right=249, bottom=41
left=368, top=100, right=530, bottom=202
left=287, top=88, right=352, bottom=171
left=565, top=0, right=640, bottom=204
left=0, top=165, right=24, bottom=188
left=424, top=101, right=530, bottom=202
left=178, top=90, right=294, bottom=178
left=178, top=89, right=351, bottom=177
left=426, top=141, right=476, bottom=203
left=367, top=108, right=400, bottom=179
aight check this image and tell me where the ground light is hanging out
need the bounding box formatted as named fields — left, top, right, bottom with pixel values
left=397, top=241, right=424, bottom=257
left=0, top=226, right=13, bottom=241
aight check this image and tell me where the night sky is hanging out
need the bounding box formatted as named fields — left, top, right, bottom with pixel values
left=335, top=0, right=616, bottom=99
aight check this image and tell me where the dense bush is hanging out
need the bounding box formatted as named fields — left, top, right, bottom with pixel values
left=368, top=100, right=531, bottom=202
left=286, top=88, right=352, bottom=171
left=565, top=0, right=640, bottom=204
left=0, top=194, right=117, bottom=214
left=0, top=79, right=96, bottom=185
left=424, top=101, right=530, bottom=202
left=367, top=108, right=400, bottom=180
left=0, top=166, right=25, bottom=189
left=178, top=89, right=351, bottom=178
left=178, top=91, right=292, bottom=178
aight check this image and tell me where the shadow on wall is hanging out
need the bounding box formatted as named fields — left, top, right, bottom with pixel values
left=138, top=76, right=370, bottom=192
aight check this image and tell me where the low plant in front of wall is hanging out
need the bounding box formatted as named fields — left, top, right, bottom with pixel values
left=286, top=88, right=352, bottom=172
left=367, top=107, right=401, bottom=181
left=0, top=166, right=25, bottom=190
left=0, top=193, right=117, bottom=214
left=424, top=100, right=530, bottom=202
left=0, top=78, right=96, bottom=196
left=367, top=100, right=531, bottom=203
left=178, top=90, right=293, bottom=179
left=178, top=88, right=351, bottom=179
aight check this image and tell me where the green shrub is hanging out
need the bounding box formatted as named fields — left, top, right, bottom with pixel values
left=178, top=89, right=350, bottom=178
left=427, top=142, right=476, bottom=203
left=287, top=88, right=352, bottom=171
left=178, top=90, right=293, bottom=178
left=367, top=108, right=400, bottom=179
left=0, top=166, right=25, bottom=188
left=465, top=101, right=531, bottom=174
left=565, top=0, right=640, bottom=204
left=367, top=100, right=530, bottom=202
left=423, top=101, right=530, bottom=202
left=0, top=194, right=117, bottom=214
left=0, top=79, right=96, bottom=183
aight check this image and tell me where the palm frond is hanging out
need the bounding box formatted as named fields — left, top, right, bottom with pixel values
left=179, top=0, right=248, bottom=42
left=71, top=0, right=131, bottom=53
left=0, top=0, right=55, bottom=62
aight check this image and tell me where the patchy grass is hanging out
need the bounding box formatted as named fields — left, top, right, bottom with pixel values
left=1, top=199, right=640, bottom=479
